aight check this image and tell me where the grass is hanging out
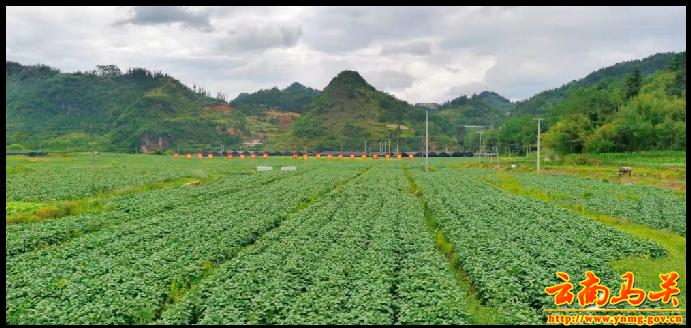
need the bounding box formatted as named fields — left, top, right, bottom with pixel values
left=5, top=201, right=45, bottom=216
left=488, top=172, right=686, bottom=310
left=5, top=176, right=204, bottom=224
left=6, top=198, right=106, bottom=224
left=440, top=154, right=686, bottom=194
left=587, top=151, right=687, bottom=167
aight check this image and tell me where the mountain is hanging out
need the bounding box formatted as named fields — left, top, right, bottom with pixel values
left=230, top=82, right=320, bottom=113
left=438, top=91, right=515, bottom=126
left=7, top=51, right=684, bottom=154
left=6, top=62, right=241, bottom=152
left=514, top=52, right=682, bottom=116
left=283, top=70, right=421, bottom=150
left=495, top=51, right=686, bottom=154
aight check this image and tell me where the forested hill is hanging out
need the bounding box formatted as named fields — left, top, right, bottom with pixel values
left=6, top=62, right=238, bottom=152
left=6, top=51, right=685, bottom=154
left=437, top=91, right=515, bottom=125
left=514, top=52, right=682, bottom=116
left=494, top=52, right=686, bottom=154
left=230, top=82, right=320, bottom=113
left=285, top=70, right=420, bottom=150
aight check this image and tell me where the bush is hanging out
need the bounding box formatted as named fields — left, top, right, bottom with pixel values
left=7, top=144, right=26, bottom=150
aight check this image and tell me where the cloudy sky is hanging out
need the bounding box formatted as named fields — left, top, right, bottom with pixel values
left=6, top=6, right=686, bottom=103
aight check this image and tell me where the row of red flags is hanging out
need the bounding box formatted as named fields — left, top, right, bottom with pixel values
left=173, top=153, right=414, bottom=160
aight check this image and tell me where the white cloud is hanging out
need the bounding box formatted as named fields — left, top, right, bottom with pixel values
left=6, top=6, right=686, bottom=103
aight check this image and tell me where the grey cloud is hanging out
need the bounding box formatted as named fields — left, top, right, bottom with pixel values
left=302, top=6, right=447, bottom=53
left=365, top=70, right=415, bottom=90
left=219, top=25, right=302, bottom=52
left=117, top=6, right=213, bottom=31
left=380, top=41, right=432, bottom=56
left=6, top=6, right=686, bottom=103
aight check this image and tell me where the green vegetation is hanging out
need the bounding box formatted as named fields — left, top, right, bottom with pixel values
left=587, top=150, right=686, bottom=166
left=541, top=53, right=685, bottom=154
left=6, top=154, right=230, bottom=201
left=5, top=155, right=685, bottom=324
left=413, top=169, right=665, bottom=324
left=487, top=171, right=686, bottom=311
left=485, top=52, right=685, bottom=156
left=513, top=52, right=682, bottom=116
left=487, top=172, right=686, bottom=234
left=289, top=70, right=417, bottom=150
left=231, top=82, right=320, bottom=113
left=6, top=62, right=238, bottom=152
left=161, top=168, right=470, bottom=324
left=7, top=51, right=685, bottom=157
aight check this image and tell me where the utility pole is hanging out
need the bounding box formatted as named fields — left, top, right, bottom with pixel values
left=476, top=131, right=484, bottom=162
left=364, top=140, right=367, bottom=156
left=425, top=108, right=429, bottom=172
left=534, top=118, right=543, bottom=174
left=496, top=127, right=501, bottom=164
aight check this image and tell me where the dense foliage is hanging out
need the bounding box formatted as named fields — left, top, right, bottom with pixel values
left=481, top=52, right=686, bottom=155
left=6, top=167, right=362, bottom=324
left=290, top=71, right=417, bottom=150
left=513, top=52, right=682, bottom=116
left=6, top=62, right=236, bottom=152
left=510, top=172, right=686, bottom=235
left=4, top=155, right=682, bottom=324
left=6, top=51, right=685, bottom=155
left=414, top=169, right=666, bottom=323
left=230, top=82, right=320, bottom=113
left=161, top=168, right=469, bottom=324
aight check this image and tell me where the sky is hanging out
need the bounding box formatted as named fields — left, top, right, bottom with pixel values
left=6, top=6, right=686, bottom=103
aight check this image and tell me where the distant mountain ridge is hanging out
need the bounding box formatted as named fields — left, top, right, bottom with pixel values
left=230, top=82, right=320, bottom=113
left=514, top=52, right=682, bottom=116
left=6, top=62, right=237, bottom=152
left=5, top=51, right=685, bottom=153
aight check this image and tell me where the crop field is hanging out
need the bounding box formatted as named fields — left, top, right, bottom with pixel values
left=5, top=154, right=687, bottom=324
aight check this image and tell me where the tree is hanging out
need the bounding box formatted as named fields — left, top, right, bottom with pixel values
left=666, top=53, right=686, bottom=97
left=624, top=68, right=642, bottom=100
left=96, top=65, right=122, bottom=77
left=542, top=114, right=591, bottom=154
